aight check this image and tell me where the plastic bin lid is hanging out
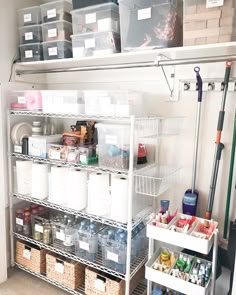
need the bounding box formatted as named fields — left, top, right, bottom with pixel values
left=40, top=0, right=72, bottom=7
left=41, top=20, right=72, bottom=26
left=18, top=24, right=42, bottom=30
left=18, top=6, right=40, bottom=11
left=42, top=40, right=72, bottom=45
left=19, top=42, right=42, bottom=47
left=72, top=0, right=118, bottom=9
left=71, top=2, right=118, bottom=13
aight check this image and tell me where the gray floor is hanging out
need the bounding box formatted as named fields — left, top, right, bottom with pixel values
left=0, top=267, right=230, bottom=295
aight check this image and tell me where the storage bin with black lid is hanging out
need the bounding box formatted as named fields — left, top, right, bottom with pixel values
left=72, top=0, right=118, bottom=10
left=118, top=0, right=183, bottom=51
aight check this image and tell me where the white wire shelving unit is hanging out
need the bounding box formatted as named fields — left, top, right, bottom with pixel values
left=8, top=109, right=183, bottom=295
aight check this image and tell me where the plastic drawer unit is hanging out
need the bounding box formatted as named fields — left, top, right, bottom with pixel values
left=19, top=43, right=43, bottom=62
left=19, top=25, right=42, bottom=45
left=72, top=31, right=120, bottom=57
left=42, top=20, right=72, bottom=42
left=40, top=0, right=72, bottom=23
left=71, top=3, right=119, bottom=34
left=42, top=40, right=72, bottom=60
left=118, top=0, right=183, bottom=51
left=18, top=6, right=41, bottom=27
left=72, top=0, right=118, bottom=10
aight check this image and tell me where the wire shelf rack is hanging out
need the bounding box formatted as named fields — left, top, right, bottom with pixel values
left=13, top=232, right=148, bottom=280
left=15, top=263, right=147, bottom=295
left=11, top=153, right=128, bottom=175
left=12, top=193, right=152, bottom=230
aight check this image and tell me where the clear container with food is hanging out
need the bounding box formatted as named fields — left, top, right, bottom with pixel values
left=42, top=40, right=72, bottom=60
left=72, top=31, right=120, bottom=58
left=71, top=3, right=119, bottom=34
left=40, top=0, right=72, bottom=23
left=42, top=20, right=72, bottom=42
left=18, top=6, right=41, bottom=27
left=19, top=43, right=43, bottom=62
left=19, top=24, right=42, bottom=45
left=118, top=0, right=183, bottom=51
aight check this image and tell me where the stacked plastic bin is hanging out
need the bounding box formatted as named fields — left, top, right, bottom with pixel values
left=18, top=6, right=43, bottom=62
left=71, top=0, right=121, bottom=58
left=40, top=0, right=73, bottom=60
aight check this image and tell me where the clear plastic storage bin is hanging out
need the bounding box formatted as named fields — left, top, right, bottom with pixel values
left=74, top=220, right=103, bottom=262
left=84, top=90, right=144, bottom=117
left=99, top=225, right=146, bottom=274
left=19, top=25, right=42, bottom=45
left=42, top=20, right=72, bottom=42
left=71, top=3, right=119, bottom=34
left=18, top=6, right=41, bottom=27
left=42, top=40, right=72, bottom=60
left=96, top=122, right=134, bottom=170
left=72, top=31, right=120, bottom=58
left=118, top=0, right=183, bottom=51
left=40, top=0, right=72, bottom=23
left=19, top=43, right=43, bottom=62
left=72, top=0, right=118, bottom=10
left=42, top=90, right=84, bottom=114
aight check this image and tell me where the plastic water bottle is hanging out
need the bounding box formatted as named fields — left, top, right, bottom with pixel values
left=105, top=229, right=116, bottom=269
left=117, top=232, right=126, bottom=273
left=87, top=223, right=97, bottom=261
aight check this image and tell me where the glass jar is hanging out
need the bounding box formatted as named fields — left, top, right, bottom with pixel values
left=23, top=211, right=31, bottom=237
left=16, top=209, right=24, bottom=234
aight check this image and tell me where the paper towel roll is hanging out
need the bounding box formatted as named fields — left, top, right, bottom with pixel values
left=66, top=169, right=88, bottom=211
left=87, top=172, right=111, bottom=217
left=50, top=166, right=69, bottom=206
left=111, top=175, right=129, bottom=223
left=16, top=160, right=32, bottom=195
left=31, top=162, right=48, bottom=200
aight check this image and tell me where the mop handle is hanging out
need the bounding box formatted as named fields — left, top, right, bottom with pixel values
left=216, top=61, right=232, bottom=144
left=194, top=66, right=203, bottom=102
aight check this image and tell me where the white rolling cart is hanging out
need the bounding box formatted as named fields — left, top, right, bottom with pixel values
left=146, top=216, right=219, bottom=295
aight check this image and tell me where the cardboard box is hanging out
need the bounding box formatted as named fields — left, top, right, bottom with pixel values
left=207, top=18, right=220, bottom=28
left=28, top=135, right=62, bottom=158
left=185, top=10, right=221, bottom=21
left=220, top=16, right=236, bottom=26
left=206, top=36, right=219, bottom=44
left=184, top=28, right=220, bottom=39
left=184, top=21, right=207, bottom=31
left=195, top=37, right=207, bottom=45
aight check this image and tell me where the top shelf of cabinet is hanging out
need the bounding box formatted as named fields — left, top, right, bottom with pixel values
left=15, top=43, right=236, bottom=75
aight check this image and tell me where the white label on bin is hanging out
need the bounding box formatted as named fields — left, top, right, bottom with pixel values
left=206, top=0, right=224, bottom=8
left=56, top=231, right=65, bottom=241
left=105, top=135, right=117, bottom=145
left=23, top=249, right=31, bottom=260
left=14, top=145, right=22, bottom=153
left=25, top=50, right=33, bottom=58
left=107, top=251, right=118, bottom=263
left=98, top=18, right=112, bottom=31
left=85, top=13, right=96, bottom=24
left=48, top=47, right=58, bottom=56
left=50, top=150, right=61, bottom=160
left=47, top=8, right=56, bottom=19
left=48, top=28, right=57, bottom=38
left=31, top=147, right=41, bottom=157
left=35, top=224, right=44, bottom=233
left=25, top=32, right=33, bottom=41
left=138, top=8, right=151, bottom=20
left=18, top=96, right=26, bottom=104
left=16, top=218, right=23, bottom=226
left=55, top=262, right=64, bottom=274
left=79, top=240, right=89, bottom=251
left=95, top=279, right=106, bottom=292
left=80, top=154, right=87, bottom=164
left=85, top=38, right=95, bottom=49
left=24, top=13, right=32, bottom=23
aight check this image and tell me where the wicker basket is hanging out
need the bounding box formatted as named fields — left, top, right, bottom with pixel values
left=85, top=266, right=145, bottom=295
left=46, top=253, right=85, bottom=289
left=16, top=240, right=46, bottom=274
